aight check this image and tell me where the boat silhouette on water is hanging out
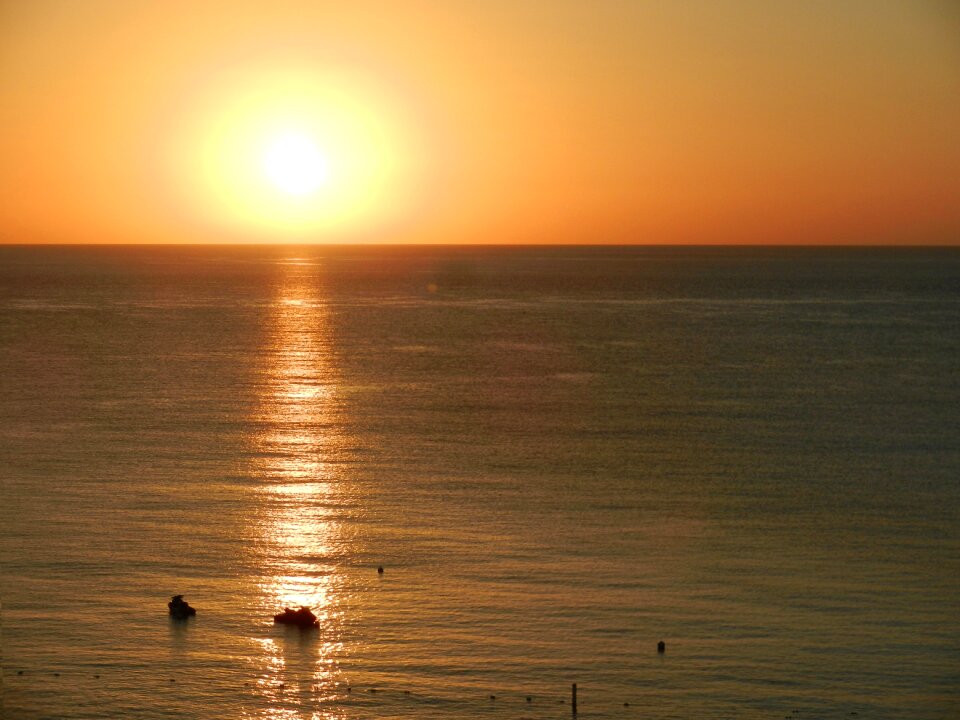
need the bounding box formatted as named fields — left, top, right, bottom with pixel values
left=168, top=595, right=196, bottom=619
left=274, top=606, right=319, bottom=629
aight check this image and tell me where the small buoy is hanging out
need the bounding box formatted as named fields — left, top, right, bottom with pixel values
left=624, top=702, right=631, bottom=707
left=369, top=688, right=376, bottom=693
left=169, top=678, right=175, bottom=683
left=526, top=696, right=532, bottom=702
left=54, top=673, right=60, bottom=677
left=377, top=566, right=384, bottom=574
left=94, top=674, right=100, bottom=679
left=347, top=686, right=352, bottom=693
left=17, top=670, right=23, bottom=675
left=657, top=640, right=666, bottom=653
left=489, top=695, right=496, bottom=700
left=404, top=690, right=410, bottom=694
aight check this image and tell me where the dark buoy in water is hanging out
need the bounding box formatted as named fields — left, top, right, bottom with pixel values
left=489, top=695, right=496, bottom=700
left=526, top=696, right=532, bottom=703
left=657, top=640, right=666, bottom=654
left=377, top=566, right=384, bottom=574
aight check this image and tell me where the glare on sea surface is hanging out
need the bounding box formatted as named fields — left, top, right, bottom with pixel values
left=244, top=259, right=351, bottom=712
left=254, top=268, right=340, bottom=608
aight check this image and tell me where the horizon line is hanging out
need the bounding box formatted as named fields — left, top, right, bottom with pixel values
left=2, top=242, right=959, bottom=249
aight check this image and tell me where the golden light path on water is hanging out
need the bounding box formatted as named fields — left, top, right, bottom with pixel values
left=245, top=257, right=349, bottom=719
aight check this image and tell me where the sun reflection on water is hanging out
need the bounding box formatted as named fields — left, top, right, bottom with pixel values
left=244, top=258, right=350, bottom=718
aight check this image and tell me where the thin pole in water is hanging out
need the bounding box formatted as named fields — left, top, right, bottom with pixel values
left=572, top=682, right=577, bottom=714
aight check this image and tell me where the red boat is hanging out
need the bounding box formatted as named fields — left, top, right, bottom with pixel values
left=274, top=606, right=319, bottom=629
left=168, top=595, right=196, bottom=619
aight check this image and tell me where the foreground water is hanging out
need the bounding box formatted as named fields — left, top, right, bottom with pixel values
left=1, top=245, right=958, bottom=719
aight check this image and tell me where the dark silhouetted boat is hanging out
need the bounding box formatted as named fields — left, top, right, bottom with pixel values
left=274, top=606, right=319, bottom=629
left=168, top=595, right=196, bottom=619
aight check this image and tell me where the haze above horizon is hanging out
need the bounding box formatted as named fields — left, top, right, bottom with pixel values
left=1, top=0, right=958, bottom=245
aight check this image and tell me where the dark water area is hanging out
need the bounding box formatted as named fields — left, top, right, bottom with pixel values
left=1, top=245, right=958, bottom=719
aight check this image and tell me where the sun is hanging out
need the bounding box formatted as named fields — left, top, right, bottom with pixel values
left=262, top=131, right=330, bottom=197
left=184, top=65, right=417, bottom=238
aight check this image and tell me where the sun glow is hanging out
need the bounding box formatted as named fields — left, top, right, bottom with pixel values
left=181, top=66, right=414, bottom=239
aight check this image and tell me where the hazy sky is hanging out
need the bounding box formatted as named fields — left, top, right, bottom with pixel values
left=1, top=0, right=958, bottom=244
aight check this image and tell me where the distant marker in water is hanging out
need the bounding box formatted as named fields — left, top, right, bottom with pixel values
left=657, top=640, right=665, bottom=653
left=377, top=566, right=384, bottom=574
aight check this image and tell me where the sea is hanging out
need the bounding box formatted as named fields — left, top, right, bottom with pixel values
left=1, top=245, right=958, bottom=720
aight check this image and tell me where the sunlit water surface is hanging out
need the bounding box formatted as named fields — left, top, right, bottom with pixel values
left=1, top=246, right=958, bottom=719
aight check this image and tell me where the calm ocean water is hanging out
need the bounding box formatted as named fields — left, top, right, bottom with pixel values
left=1, top=245, right=958, bottom=719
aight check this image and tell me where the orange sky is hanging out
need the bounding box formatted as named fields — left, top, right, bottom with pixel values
left=1, top=0, right=958, bottom=244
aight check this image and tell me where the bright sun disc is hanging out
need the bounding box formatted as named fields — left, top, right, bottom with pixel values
left=188, top=66, right=413, bottom=238
left=263, top=132, right=329, bottom=196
